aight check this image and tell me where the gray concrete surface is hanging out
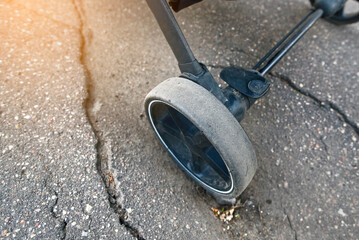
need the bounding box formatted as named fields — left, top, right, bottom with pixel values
left=1, top=0, right=358, bottom=239
left=0, top=1, right=134, bottom=239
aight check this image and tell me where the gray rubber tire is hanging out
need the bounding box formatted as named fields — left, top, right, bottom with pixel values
left=144, top=77, right=257, bottom=205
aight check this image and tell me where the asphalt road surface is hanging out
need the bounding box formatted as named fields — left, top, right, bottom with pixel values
left=1, top=0, right=358, bottom=239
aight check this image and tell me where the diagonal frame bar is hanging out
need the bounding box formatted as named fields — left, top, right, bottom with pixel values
left=255, top=9, right=324, bottom=75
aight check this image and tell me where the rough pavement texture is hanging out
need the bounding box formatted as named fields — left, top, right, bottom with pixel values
left=0, top=1, right=134, bottom=239
left=1, top=0, right=358, bottom=239
left=79, top=0, right=230, bottom=239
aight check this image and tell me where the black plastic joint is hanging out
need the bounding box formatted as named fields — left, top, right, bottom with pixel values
left=180, top=64, right=228, bottom=103
left=220, top=66, right=270, bottom=99
left=179, top=59, right=204, bottom=76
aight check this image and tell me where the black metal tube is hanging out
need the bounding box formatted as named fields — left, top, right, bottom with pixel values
left=252, top=9, right=314, bottom=71
left=258, top=9, right=323, bottom=75
left=146, top=0, right=203, bottom=75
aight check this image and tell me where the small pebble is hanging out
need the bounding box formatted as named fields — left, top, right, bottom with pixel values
left=338, top=209, right=347, bottom=217
left=85, top=204, right=92, bottom=213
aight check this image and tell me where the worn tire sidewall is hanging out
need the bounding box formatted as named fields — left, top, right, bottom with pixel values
left=144, top=77, right=257, bottom=202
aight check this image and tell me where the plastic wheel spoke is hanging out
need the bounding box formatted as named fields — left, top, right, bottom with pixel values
left=166, top=107, right=230, bottom=182
left=189, top=154, right=205, bottom=174
left=197, top=147, right=230, bottom=181
left=156, top=114, right=182, bottom=140
left=168, top=108, right=199, bottom=138
left=167, top=108, right=209, bottom=146
left=193, top=137, right=212, bottom=150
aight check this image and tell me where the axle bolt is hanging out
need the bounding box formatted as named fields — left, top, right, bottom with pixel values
left=248, top=79, right=269, bottom=94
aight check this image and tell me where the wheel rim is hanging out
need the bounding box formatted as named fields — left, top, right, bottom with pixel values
left=327, top=1, right=359, bottom=25
left=148, top=100, right=233, bottom=193
left=311, top=0, right=359, bottom=24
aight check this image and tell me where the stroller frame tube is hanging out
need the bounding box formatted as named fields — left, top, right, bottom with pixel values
left=256, top=8, right=324, bottom=75
left=146, top=0, right=204, bottom=76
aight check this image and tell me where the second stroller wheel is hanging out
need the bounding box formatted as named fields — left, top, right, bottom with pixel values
left=310, top=0, right=359, bottom=24
left=145, top=77, right=257, bottom=205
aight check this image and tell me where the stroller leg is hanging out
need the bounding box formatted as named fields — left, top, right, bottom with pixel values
left=146, top=0, right=203, bottom=76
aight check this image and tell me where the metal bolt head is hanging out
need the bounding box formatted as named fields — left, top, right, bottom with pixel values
left=248, top=79, right=267, bottom=94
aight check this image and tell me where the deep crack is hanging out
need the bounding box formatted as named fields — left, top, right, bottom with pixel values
left=50, top=190, right=59, bottom=219
left=42, top=171, right=58, bottom=219
left=61, top=220, right=68, bottom=240
left=72, top=0, right=144, bottom=239
left=43, top=169, right=67, bottom=238
left=270, top=72, right=359, bottom=136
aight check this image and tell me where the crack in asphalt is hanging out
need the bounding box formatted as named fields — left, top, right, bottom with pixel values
left=50, top=190, right=59, bottom=219
left=203, top=64, right=358, bottom=137
left=277, top=187, right=297, bottom=240
left=72, top=1, right=144, bottom=239
left=43, top=168, right=68, bottom=239
left=283, top=208, right=298, bottom=240
left=42, top=171, right=57, bottom=218
left=44, top=181, right=67, bottom=239
left=319, top=135, right=329, bottom=153
left=61, top=220, right=68, bottom=240
left=50, top=192, right=68, bottom=240
left=270, top=72, right=359, bottom=136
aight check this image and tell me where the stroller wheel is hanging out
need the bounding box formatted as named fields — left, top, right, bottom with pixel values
left=310, top=0, right=359, bottom=24
left=145, top=77, right=257, bottom=205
